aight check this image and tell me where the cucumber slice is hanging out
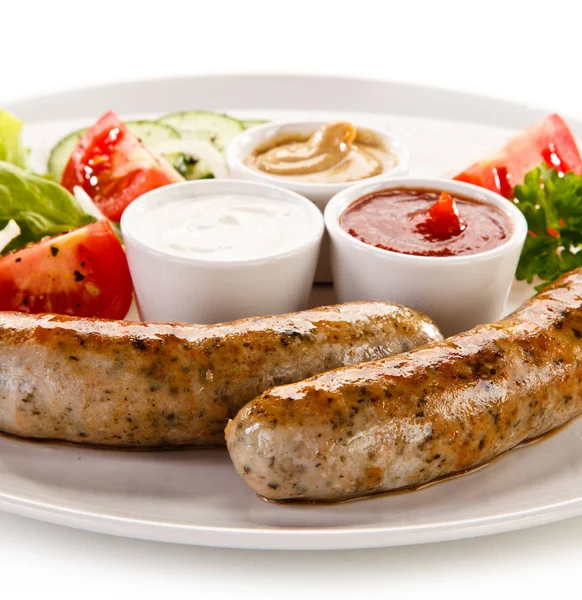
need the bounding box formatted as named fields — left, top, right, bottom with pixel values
left=126, top=121, right=182, bottom=180
left=125, top=121, right=180, bottom=146
left=158, top=112, right=243, bottom=180
left=177, top=157, right=214, bottom=180
left=47, top=121, right=180, bottom=182
left=181, top=130, right=219, bottom=179
left=47, top=128, right=85, bottom=181
left=241, top=119, right=268, bottom=129
left=158, top=111, right=243, bottom=152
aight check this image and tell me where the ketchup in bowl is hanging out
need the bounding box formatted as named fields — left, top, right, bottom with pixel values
left=340, top=188, right=512, bottom=257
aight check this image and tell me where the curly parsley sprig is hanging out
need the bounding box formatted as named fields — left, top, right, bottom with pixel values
left=514, top=164, right=582, bottom=291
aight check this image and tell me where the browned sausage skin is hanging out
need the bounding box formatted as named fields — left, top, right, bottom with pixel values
left=226, top=268, right=582, bottom=502
left=0, top=301, right=441, bottom=446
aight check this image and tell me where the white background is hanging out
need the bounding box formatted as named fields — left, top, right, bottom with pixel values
left=2, top=0, right=582, bottom=597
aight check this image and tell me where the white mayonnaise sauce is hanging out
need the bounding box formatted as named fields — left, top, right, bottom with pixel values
left=132, top=193, right=314, bottom=261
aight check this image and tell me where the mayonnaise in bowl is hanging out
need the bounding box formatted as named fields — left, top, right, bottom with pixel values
left=132, top=194, right=315, bottom=262
left=121, top=180, right=324, bottom=324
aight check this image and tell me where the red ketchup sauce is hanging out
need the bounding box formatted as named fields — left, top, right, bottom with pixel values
left=340, top=189, right=512, bottom=257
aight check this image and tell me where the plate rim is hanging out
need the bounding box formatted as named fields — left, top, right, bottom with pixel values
left=6, top=73, right=582, bottom=133
left=1, top=484, right=581, bottom=550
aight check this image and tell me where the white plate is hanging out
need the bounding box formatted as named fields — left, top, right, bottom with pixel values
left=2, top=75, right=581, bottom=550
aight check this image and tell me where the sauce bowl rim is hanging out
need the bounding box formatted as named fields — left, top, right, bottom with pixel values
left=120, top=179, right=325, bottom=269
left=324, top=177, right=528, bottom=265
left=225, top=120, right=411, bottom=192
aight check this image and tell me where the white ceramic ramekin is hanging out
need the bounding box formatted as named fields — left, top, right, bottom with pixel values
left=121, top=180, right=324, bottom=324
left=226, top=121, right=409, bottom=282
left=324, top=178, right=528, bottom=336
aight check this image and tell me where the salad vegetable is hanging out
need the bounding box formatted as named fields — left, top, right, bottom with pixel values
left=0, top=109, right=28, bottom=169
left=452, top=113, right=582, bottom=290
left=242, top=119, right=268, bottom=129
left=514, top=164, right=582, bottom=290
left=48, top=121, right=180, bottom=182
left=60, top=111, right=182, bottom=222
left=0, top=220, right=21, bottom=254
left=49, top=111, right=268, bottom=183
left=455, top=114, right=582, bottom=198
left=149, top=139, right=228, bottom=179
left=0, top=161, right=94, bottom=254
left=0, top=219, right=133, bottom=319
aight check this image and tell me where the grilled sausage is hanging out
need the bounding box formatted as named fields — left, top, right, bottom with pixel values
left=0, top=301, right=441, bottom=446
left=227, top=268, right=582, bottom=502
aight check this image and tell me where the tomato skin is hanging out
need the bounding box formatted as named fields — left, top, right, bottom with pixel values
left=416, top=192, right=467, bottom=240
left=61, top=111, right=179, bottom=222
left=454, top=114, right=582, bottom=197
left=0, top=220, right=133, bottom=319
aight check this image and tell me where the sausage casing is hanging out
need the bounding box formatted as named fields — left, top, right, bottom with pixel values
left=0, top=301, right=441, bottom=446
left=227, top=269, right=582, bottom=501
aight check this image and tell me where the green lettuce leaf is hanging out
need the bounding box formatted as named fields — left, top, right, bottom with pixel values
left=0, top=110, right=28, bottom=169
left=0, top=161, right=94, bottom=253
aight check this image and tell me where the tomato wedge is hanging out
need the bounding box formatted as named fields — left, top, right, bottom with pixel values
left=61, top=111, right=181, bottom=222
left=454, top=114, right=582, bottom=198
left=0, top=220, right=133, bottom=319
left=416, top=192, right=466, bottom=241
